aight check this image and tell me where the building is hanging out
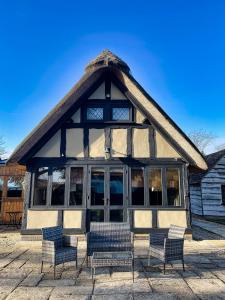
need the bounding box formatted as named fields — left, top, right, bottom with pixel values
left=190, top=149, right=225, bottom=218
left=8, top=50, right=207, bottom=236
left=0, top=159, right=26, bottom=224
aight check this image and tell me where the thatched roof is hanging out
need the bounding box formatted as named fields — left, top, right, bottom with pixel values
left=8, top=50, right=207, bottom=170
left=190, top=149, right=225, bottom=184
left=85, top=49, right=130, bottom=74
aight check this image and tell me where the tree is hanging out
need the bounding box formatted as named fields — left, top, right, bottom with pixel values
left=215, top=143, right=225, bottom=152
left=0, top=136, right=6, bottom=158
left=188, top=129, right=216, bottom=155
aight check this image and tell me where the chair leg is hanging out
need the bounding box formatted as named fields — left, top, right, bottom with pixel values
left=132, top=259, right=134, bottom=283
left=182, top=259, right=185, bottom=272
left=53, top=265, right=56, bottom=279
left=86, top=255, right=89, bottom=267
left=76, top=256, right=78, bottom=269
left=148, top=250, right=151, bottom=266
left=40, top=261, right=43, bottom=273
left=163, top=263, right=166, bottom=274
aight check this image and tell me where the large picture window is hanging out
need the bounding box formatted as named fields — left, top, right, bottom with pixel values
left=131, top=169, right=144, bottom=205
left=148, top=168, right=162, bottom=206
left=166, top=168, right=180, bottom=206
left=69, top=167, right=83, bottom=206
left=33, top=168, right=48, bottom=206
left=51, top=168, right=65, bottom=206
left=7, top=176, right=23, bottom=197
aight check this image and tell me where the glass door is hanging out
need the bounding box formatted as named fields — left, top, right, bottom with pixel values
left=87, top=166, right=127, bottom=224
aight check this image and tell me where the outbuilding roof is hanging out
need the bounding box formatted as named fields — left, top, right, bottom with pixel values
left=190, top=149, right=225, bottom=184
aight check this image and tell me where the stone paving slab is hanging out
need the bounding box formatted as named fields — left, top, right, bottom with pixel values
left=186, top=278, right=225, bottom=299
left=6, top=287, right=53, bottom=300
left=0, top=278, right=22, bottom=300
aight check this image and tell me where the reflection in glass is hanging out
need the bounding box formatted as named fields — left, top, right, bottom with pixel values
left=90, top=210, right=104, bottom=222
left=131, top=169, right=144, bottom=205
left=149, top=169, right=162, bottom=206
left=87, top=107, right=103, bottom=120
left=0, top=177, right=3, bottom=212
left=91, top=168, right=105, bottom=206
left=110, top=210, right=123, bottom=222
left=112, top=108, right=129, bottom=121
left=33, top=168, right=48, bottom=206
left=51, top=168, right=65, bottom=206
left=7, top=176, right=23, bottom=197
left=110, top=169, right=123, bottom=206
left=166, top=168, right=180, bottom=206
left=69, top=168, right=83, bottom=206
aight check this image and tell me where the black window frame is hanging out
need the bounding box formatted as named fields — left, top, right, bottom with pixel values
left=82, top=100, right=134, bottom=123
left=221, top=185, right=225, bottom=205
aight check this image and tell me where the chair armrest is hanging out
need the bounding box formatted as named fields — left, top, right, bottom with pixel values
left=149, top=232, right=167, bottom=246
left=164, top=238, right=184, bottom=259
left=42, top=240, right=56, bottom=256
left=63, top=235, right=78, bottom=248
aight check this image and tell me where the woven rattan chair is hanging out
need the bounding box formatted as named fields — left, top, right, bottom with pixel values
left=86, top=222, right=133, bottom=266
left=41, top=226, right=78, bottom=278
left=148, top=224, right=186, bottom=274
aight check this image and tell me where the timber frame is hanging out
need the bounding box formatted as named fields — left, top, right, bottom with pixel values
left=8, top=50, right=207, bottom=235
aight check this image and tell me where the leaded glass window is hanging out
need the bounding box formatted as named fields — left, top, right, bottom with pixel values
left=87, top=107, right=103, bottom=120
left=112, top=107, right=129, bottom=121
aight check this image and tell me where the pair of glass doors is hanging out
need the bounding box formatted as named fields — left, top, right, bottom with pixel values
left=87, top=166, right=128, bottom=223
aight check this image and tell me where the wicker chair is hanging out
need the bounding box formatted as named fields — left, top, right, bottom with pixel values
left=41, top=226, right=78, bottom=278
left=86, top=222, right=133, bottom=266
left=148, top=224, right=186, bottom=274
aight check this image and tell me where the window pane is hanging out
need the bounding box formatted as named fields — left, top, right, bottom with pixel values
left=87, top=107, right=103, bottom=120
left=110, top=210, right=123, bottom=222
left=33, top=168, right=48, bottom=206
left=166, top=169, right=180, bottom=206
left=7, top=176, right=23, bottom=197
left=51, top=168, right=65, bottom=206
left=222, top=185, right=225, bottom=205
left=110, top=169, right=123, bottom=206
left=0, top=177, right=3, bottom=212
left=69, top=167, right=83, bottom=206
left=149, top=169, right=162, bottom=206
left=112, top=107, right=129, bottom=121
left=90, top=210, right=104, bottom=222
left=131, top=169, right=144, bottom=205
left=91, top=168, right=105, bottom=206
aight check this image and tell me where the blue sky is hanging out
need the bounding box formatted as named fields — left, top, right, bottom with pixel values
left=0, top=0, right=225, bottom=156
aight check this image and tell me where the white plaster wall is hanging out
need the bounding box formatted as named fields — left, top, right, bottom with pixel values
left=111, top=129, right=127, bottom=157
left=34, top=130, right=61, bottom=157
left=66, top=128, right=84, bottom=158
left=89, top=129, right=105, bottom=157
left=132, top=128, right=150, bottom=158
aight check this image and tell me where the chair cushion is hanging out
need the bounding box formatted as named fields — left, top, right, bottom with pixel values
left=149, top=245, right=164, bottom=260
left=55, top=246, right=77, bottom=265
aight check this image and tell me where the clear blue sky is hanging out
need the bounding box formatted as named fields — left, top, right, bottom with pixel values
left=0, top=0, right=225, bottom=155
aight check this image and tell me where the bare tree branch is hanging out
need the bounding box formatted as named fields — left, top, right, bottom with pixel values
left=0, top=136, right=6, bottom=157
left=215, top=143, right=225, bottom=152
left=188, top=129, right=216, bottom=155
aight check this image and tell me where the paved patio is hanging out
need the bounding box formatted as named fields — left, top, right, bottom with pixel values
left=1, top=227, right=225, bottom=299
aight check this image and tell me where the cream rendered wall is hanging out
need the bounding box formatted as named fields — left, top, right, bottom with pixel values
left=132, top=128, right=150, bottom=158
left=136, top=109, right=146, bottom=123
left=34, top=130, right=61, bottom=157
left=88, top=82, right=105, bottom=99
left=27, top=210, right=59, bottom=229
left=111, top=82, right=127, bottom=100
left=156, top=131, right=181, bottom=158
left=134, top=210, right=152, bottom=228
left=111, top=129, right=127, bottom=157
left=63, top=210, right=82, bottom=228
left=89, top=129, right=105, bottom=157
left=71, top=109, right=80, bottom=123
left=66, top=128, right=84, bottom=158
left=157, top=210, right=187, bottom=228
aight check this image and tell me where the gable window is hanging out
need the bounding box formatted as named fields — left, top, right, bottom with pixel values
left=221, top=185, right=225, bottom=205
left=7, top=176, right=23, bottom=197
left=51, top=168, right=65, bottom=206
left=33, top=168, right=48, bottom=206
left=87, top=107, right=103, bottom=120
left=112, top=107, right=129, bottom=121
